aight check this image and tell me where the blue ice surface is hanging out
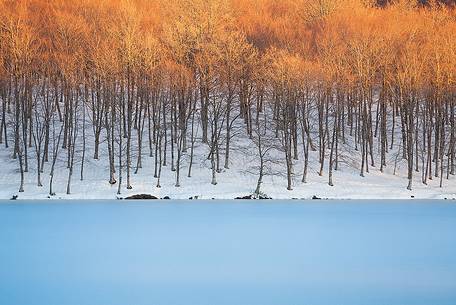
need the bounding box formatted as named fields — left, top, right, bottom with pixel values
left=0, top=200, right=455, bottom=305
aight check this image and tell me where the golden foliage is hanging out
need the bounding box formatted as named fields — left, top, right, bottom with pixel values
left=0, top=0, right=454, bottom=94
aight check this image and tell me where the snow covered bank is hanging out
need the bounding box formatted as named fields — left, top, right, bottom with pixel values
left=0, top=132, right=454, bottom=200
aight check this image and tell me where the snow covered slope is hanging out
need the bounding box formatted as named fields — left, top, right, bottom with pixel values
left=0, top=123, right=454, bottom=200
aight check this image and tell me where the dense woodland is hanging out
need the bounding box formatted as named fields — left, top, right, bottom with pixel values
left=0, top=0, right=455, bottom=196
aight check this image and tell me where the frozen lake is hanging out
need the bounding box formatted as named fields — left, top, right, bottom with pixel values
left=0, top=200, right=455, bottom=305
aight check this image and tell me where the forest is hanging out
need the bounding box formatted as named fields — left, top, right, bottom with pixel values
left=0, top=0, right=455, bottom=197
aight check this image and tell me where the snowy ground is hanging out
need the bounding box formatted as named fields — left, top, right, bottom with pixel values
left=1, top=200, right=455, bottom=305
left=0, top=120, right=455, bottom=200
